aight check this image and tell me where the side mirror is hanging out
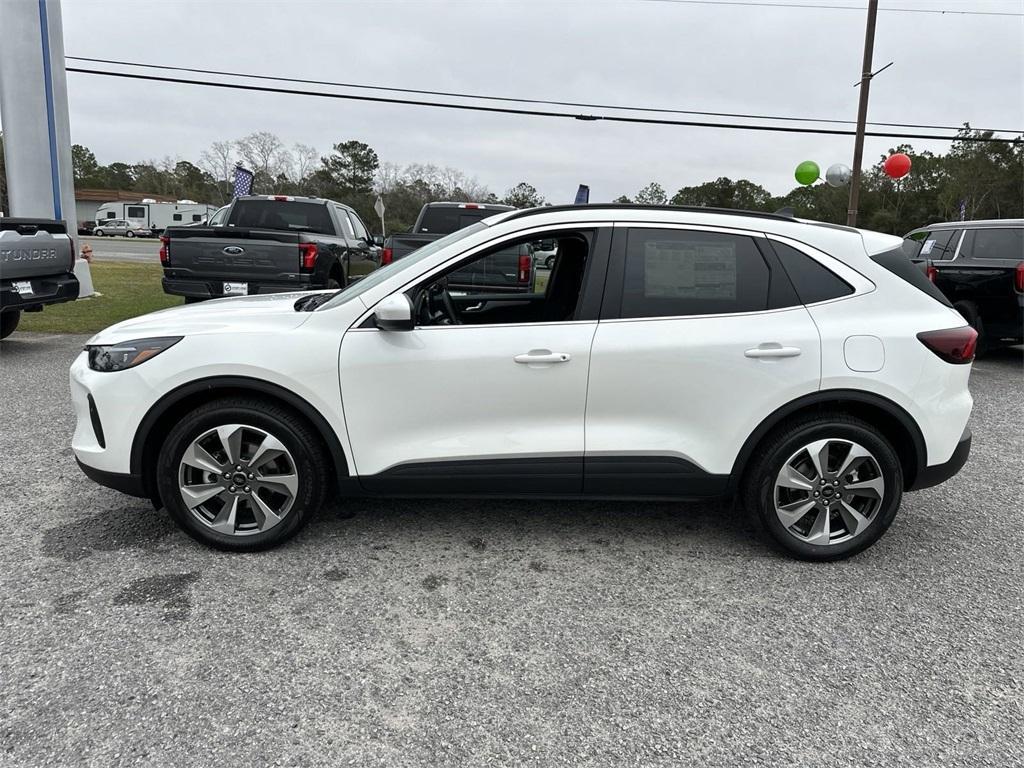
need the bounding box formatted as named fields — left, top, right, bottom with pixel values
left=374, top=293, right=414, bottom=331
left=372, top=234, right=385, bottom=247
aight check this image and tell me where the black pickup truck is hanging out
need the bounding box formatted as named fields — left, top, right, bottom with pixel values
left=906, top=219, right=1024, bottom=353
left=0, top=218, right=79, bottom=339
left=383, top=202, right=535, bottom=293
left=161, top=195, right=381, bottom=302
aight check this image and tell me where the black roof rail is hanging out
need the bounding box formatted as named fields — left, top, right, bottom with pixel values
left=500, top=203, right=799, bottom=223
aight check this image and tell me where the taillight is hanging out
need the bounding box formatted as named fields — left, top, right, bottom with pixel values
left=917, top=327, right=978, bottom=365
left=381, top=247, right=393, bottom=266
left=518, top=253, right=530, bottom=283
left=159, top=235, right=170, bottom=266
left=926, top=264, right=937, bottom=283
left=299, top=242, right=317, bottom=271
left=1015, top=262, right=1024, bottom=292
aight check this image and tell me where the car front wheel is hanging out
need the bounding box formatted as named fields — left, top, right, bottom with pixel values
left=742, top=413, right=902, bottom=561
left=126, top=231, right=135, bottom=238
left=156, top=398, right=329, bottom=551
left=94, top=229, right=104, bottom=237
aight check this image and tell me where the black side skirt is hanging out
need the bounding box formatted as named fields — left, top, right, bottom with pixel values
left=356, top=455, right=728, bottom=500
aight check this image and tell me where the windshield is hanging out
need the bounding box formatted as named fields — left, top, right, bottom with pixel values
left=318, top=221, right=489, bottom=310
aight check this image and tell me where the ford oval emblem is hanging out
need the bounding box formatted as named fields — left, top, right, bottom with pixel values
left=223, top=246, right=244, bottom=255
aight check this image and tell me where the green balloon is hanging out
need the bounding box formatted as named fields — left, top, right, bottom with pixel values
left=795, top=160, right=820, bottom=186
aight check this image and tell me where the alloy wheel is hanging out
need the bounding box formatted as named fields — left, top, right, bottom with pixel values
left=773, top=438, right=885, bottom=546
left=178, top=423, right=299, bottom=536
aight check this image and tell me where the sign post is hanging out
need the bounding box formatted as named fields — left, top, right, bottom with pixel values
left=374, top=196, right=386, bottom=238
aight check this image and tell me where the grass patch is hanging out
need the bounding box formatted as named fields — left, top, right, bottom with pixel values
left=17, top=262, right=181, bottom=334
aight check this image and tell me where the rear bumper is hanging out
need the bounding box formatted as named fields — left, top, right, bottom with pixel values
left=76, top=458, right=148, bottom=498
left=162, top=277, right=313, bottom=299
left=908, top=427, right=971, bottom=491
left=0, top=272, right=79, bottom=311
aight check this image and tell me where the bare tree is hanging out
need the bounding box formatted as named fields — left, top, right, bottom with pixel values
left=199, top=140, right=235, bottom=203
left=291, top=143, right=319, bottom=182
left=236, top=132, right=289, bottom=190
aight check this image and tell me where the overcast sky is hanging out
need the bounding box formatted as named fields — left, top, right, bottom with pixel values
left=44, top=0, right=1024, bottom=200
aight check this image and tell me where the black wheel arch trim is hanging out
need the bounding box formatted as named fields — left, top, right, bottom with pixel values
left=729, top=389, right=928, bottom=492
left=130, top=376, right=349, bottom=495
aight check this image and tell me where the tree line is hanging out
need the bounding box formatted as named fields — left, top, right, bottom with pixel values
left=2, top=127, right=1020, bottom=236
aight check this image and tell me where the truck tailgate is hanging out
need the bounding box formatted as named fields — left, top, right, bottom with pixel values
left=388, top=233, right=438, bottom=260
left=0, top=220, right=75, bottom=280
left=164, top=226, right=302, bottom=281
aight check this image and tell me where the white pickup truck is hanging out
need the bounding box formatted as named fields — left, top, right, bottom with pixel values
left=0, top=218, right=79, bottom=339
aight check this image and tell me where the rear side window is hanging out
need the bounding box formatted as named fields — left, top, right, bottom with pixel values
left=228, top=200, right=333, bottom=234
left=619, top=229, right=770, bottom=318
left=960, top=228, right=1024, bottom=261
left=770, top=241, right=854, bottom=304
left=870, top=242, right=952, bottom=308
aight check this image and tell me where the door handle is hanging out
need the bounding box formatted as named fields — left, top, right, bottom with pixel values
left=513, top=351, right=571, bottom=364
left=744, top=344, right=802, bottom=359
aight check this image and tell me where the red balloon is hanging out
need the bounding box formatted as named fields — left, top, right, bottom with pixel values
left=883, top=153, right=912, bottom=179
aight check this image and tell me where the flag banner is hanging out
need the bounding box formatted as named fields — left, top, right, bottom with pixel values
left=574, top=184, right=590, bottom=205
left=233, top=166, right=255, bottom=198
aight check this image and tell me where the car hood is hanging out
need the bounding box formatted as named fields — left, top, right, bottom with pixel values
left=86, top=291, right=324, bottom=345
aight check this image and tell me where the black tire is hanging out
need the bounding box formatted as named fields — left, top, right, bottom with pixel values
left=94, top=229, right=105, bottom=237
left=954, top=300, right=989, bottom=357
left=0, top=311, right=21, bottom=340
left=741, top=412, right=903, bottom=561
left=126, top=231, right=135, bottom=238
left=155, top=398, right=329, bottom=551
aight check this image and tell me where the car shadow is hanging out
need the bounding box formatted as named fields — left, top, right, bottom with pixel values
left=306, top=495, right=763, bottom=557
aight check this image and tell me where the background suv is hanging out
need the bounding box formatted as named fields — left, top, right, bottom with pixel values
left=71, top=205, right=975, bottom=561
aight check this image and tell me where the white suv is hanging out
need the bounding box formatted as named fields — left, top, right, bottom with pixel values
left=70, top=206, right=976, bottom=560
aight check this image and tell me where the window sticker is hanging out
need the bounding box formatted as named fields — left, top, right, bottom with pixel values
left=920, top=239, right=936, bottom=255
left=643, top=240, right=737, bottom=300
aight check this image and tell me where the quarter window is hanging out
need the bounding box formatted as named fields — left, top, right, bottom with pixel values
left=620, top=229, right=770, bottom=318
left=770, top=241, right=854, bottom=304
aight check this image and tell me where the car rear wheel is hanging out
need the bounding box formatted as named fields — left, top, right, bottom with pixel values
left=0, top=310, right=21, bottom=340
left=742, top=413, right=903, bottom=561
left=156, top=398, right=329, bottom=551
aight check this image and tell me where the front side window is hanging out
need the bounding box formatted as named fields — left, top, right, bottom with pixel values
left=619, top=229, right=770, bottom=318
left=348, top=211, right=369, bottom=241
left=411, top=229, right=594, bottom=326
left=334, top=208, right=355, bottom=237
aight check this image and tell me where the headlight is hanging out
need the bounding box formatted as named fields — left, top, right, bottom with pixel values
left=86, top=337, right=183, bottom=372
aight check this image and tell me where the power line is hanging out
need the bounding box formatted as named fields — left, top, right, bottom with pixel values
left=638, top=0, right=1024, bottom=16
left=65, top=66, right=1022, bottom=143
left=65, top=55, right=1022, bottom=135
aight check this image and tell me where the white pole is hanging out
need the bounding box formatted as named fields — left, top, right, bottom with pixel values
left=0, top=0, right=94, bottom=295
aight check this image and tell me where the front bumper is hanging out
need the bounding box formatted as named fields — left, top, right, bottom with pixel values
left=76, top=458, right=148, bottom=498
left=0, top=272, right=79, bottom=311
left=908, top=427, right=971, bottom=491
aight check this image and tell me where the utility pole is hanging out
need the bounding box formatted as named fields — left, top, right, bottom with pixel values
left=847, top=0, right=879, bottom=227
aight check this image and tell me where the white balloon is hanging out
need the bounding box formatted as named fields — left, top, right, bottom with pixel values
left=825, top=163, right=852, bottom=187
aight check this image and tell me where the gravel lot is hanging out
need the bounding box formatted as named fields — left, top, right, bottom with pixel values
left=1, top=332, right=1021, bottom=768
